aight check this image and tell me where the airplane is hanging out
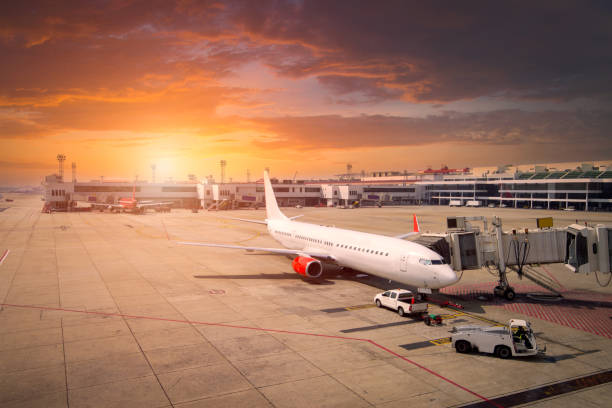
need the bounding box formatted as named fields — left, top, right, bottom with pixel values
left=178, top=171, right=459, bottom=292
left=92, top=186, right=174, bottom=214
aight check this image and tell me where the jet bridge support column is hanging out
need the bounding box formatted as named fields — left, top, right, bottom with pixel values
left=492, top=216, right=516, bottom=300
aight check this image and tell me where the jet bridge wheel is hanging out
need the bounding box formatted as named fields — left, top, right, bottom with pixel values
left=494, top=286, right=516, bottom=301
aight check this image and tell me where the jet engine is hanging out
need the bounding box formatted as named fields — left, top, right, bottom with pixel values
left=292, top=256, right=323, bottom=279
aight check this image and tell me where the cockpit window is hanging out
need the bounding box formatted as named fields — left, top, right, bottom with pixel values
left=420, top=258, right=445, bottom=265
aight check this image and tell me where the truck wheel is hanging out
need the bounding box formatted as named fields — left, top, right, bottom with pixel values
left=398, top=307, right=405, bottom=317
left=504, top=289, right=516, bottom=301
left=455, top=340, right=471, bottom=354
left=495, top=346, right=512, bottom=359
left=375, top=299, right=381, bottom=308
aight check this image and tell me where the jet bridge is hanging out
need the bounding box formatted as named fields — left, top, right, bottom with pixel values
left=421, top=216, right=612, bottom=300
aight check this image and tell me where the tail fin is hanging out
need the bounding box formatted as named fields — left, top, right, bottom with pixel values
left=413, top=214, right=420, bottom=233
left=264, top=170, right=287, bottom=220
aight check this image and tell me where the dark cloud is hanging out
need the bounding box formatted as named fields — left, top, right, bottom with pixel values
left=232, top=0, right=612, bottom=103
left=316, top=75, right=404, bottom=104
left=248, top=109, right=612, bottom=152
left=1, top=1, right=610, bottom=105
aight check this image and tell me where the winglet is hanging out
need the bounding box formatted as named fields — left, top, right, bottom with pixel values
left=264, top=170, right=287, bottom=220
left=413, top=214, right=420, bottom=233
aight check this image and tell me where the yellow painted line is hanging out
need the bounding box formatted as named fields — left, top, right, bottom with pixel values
left=436, top=312, right=466, bottom=320
left=429, top=299, right=506, bottom=327
left=430, top=337, right=452, bottom=345
left=234, top=231, right=262, bottom=244
left=464, top=313, right=506, bottom=327
left=132, top=226, right=166, bottom=239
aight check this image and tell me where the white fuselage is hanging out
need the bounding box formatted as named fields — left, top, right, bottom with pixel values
left=267, top=218, right=458, bottom=289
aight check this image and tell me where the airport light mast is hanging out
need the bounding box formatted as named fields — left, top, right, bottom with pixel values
left=56, top=154, right=66, bottom=181
left=220, top=160, right=226, bottom=184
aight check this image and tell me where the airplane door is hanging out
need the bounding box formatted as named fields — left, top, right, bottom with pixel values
left=400, top=256, right=408, bottom=272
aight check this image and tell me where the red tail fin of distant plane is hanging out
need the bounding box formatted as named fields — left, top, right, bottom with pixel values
left=413, top=214, right=420, bottom=233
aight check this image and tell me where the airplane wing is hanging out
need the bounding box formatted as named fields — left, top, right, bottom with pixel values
left=176, top=241, right=336, bottom=262
left=223, top=214, right=301, bottom=225
left=394, top=232, right=419, bottom=239
left=226, top=217, right=268, bottom=225
left=136, top=201, right=173, bottom=208
left=394, top=214, right=420, bottom=239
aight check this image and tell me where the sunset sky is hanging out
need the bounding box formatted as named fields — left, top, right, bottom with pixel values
left=1, top=1, right=611, bottom=185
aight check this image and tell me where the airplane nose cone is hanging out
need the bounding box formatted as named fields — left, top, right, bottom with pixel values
left=437, top=266, right=459, bottom=288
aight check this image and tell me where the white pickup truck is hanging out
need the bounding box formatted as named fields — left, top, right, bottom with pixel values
left=451, top=319, right=545, bottom=359
left=374, top=289, right=428, bottom=317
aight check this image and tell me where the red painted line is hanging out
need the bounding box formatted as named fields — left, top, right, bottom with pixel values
left=0, top=302, right=502, bottom=408
left=0, top=249, right=9, bottom=266
left=368, top=341, right=504, bottom=408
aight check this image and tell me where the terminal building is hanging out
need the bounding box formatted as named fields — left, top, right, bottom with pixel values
left=423, top=164, right=612, bottom=211
left=42, top=163, right=612, bottom=212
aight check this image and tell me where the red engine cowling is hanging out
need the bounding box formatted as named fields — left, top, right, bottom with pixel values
left=292, top=256, right=323, bottom=279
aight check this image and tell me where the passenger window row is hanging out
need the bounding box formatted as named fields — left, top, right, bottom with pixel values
left=294, top=234, right=333, bottom=246
left=276, top=230, right=389, bottom=256
left=336, top=243, right=389, bottom=256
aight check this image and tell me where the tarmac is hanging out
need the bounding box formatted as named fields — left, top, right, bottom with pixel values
left=0, top=194, right=611, bottom=408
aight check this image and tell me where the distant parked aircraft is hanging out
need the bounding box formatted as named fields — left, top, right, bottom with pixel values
left=93, top=186, right=173, bottom=214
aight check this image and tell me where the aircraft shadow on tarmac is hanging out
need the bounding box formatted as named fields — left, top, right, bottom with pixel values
left=191, top=269, right=488, bottom=313
left=192, top=269, right=373, bottom=286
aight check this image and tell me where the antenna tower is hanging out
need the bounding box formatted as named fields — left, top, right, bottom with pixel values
left=71, top=162, right=76, bottom=183
left=246, top=169, right=251, bottom=183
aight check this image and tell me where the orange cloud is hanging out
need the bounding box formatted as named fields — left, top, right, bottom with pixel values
left=0, top=1, right=610, bottom=185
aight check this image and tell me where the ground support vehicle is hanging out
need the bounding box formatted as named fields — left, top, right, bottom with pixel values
left=450, top=319, right=545, bottom=359
left=423, top=313, right=443, bottom=326
left=374, top=289, right=428, bottom=317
